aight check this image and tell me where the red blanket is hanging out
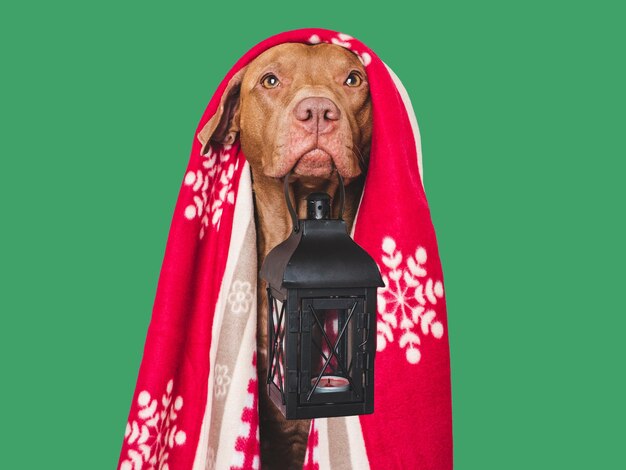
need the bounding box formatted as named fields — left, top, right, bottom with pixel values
left=119, top=28, right=452, bottom=470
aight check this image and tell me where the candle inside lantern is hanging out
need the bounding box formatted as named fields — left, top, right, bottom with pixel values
left=311, top=375, right=350, bottom=393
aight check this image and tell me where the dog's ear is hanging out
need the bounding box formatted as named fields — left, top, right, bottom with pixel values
left=197, top=67, right=247, bottom=155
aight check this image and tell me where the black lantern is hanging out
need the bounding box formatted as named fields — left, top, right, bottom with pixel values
left=260, top=175, right=384, bottom=420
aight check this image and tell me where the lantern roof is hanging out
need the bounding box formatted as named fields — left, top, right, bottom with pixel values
left=260, top=218, right=385, bottom=293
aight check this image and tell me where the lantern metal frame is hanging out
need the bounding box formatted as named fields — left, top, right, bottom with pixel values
left=266, top=286, right=377, bottom=419
left=260, top=171, right=384, bottom=420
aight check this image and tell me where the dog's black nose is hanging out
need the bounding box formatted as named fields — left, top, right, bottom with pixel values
left=294, top=97, right=341, bottom=134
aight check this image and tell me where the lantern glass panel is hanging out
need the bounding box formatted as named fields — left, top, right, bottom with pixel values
left=268, top=293, right=286, bottom=399
left=309, top=307, right=354, bottom=386
left=302, top=297, right=364, bottom=402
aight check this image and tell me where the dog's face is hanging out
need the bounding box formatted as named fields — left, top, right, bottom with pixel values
left=198, top=43, right=372, bottom=184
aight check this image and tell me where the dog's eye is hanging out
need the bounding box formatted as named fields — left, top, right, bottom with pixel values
left=261, top=74, right=280, bottom=89
left=344, top=72, right=363, bottom=87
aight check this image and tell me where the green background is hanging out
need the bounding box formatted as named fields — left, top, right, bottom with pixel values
left=1, top=0, right=623, bottom=468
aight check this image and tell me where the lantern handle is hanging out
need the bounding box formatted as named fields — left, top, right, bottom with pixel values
left=336, top=170, right=346, bottom=221
left=284, top=170, right=300, bottom=232
left=283, top=168, right=346, bottom=232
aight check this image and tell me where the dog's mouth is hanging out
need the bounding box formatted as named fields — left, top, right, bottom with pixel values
left=292, top=148, right=335, bottom=178
left=267, top=138, right=363, bottom=183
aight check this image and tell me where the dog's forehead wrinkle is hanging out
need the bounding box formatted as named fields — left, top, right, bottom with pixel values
left=249, top=42, right=364, bottom=82
left=248, top=43, right=303, bottom=70
left=315, top=45, right=365, bottom=71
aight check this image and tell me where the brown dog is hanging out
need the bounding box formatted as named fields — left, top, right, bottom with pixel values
left=198, top=42, right=372, bottom=470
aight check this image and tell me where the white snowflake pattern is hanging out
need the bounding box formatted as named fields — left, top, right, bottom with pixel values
left=183, top=145, right=239, bottom=238
left=377, top=236, right=445, bottom=364
left=227, top=280, right=254, bottom=316
left=120, top=379, right=187, bottom=470
left=214, top=364, right=231, bottom=399
left=308, top=32, right=372, bottom=67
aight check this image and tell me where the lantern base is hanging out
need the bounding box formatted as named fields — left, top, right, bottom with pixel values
left=268, top=382, right=374, bottom=420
